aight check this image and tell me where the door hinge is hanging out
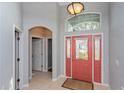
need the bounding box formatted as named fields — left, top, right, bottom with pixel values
left=17, top=37, right=20, bottom=40
left=17, top=58, right=20, bottom=61
left=17, top=78, right=20, bottom=82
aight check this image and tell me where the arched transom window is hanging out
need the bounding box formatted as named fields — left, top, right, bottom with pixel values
left=66, top=13, right=100, bottom=32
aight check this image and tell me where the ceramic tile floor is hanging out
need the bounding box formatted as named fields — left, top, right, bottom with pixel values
left=25, top=71, right=109, bottom=90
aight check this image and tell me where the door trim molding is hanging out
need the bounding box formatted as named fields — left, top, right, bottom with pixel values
left=46, top=37, right=52, bottom=72
left=13, top=24, right=22, bottom=89
left=29, top=35, right=45, bottom=79
left=64, top=33, right=104, bottom=84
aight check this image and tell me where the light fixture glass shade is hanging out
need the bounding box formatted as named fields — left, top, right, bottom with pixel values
left=67, top=2, right=84, bottom=15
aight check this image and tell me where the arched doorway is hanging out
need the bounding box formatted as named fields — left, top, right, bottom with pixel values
left=28, top=26, right=53, bottom=81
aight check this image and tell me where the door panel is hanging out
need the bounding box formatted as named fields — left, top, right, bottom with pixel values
left=32, top=39, right=43, bottom=71
left=72, top=35, right=92, bottom=82
left=66, top=37, right=71, bottom=77
left=94, top=35, right=102, bottom=83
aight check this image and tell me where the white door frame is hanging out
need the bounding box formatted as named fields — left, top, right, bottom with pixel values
left=46, top=37, right=52, bottom=72
left=29, top=35, right=45, bottom=79
left=64, top=33, right=104, bottom=84
left=13, top=24, right=23, bottom=89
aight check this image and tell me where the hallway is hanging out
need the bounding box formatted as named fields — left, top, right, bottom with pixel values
left=25, top=71, right=109, bottom=90
left=25, top=71, right=67, bottom=90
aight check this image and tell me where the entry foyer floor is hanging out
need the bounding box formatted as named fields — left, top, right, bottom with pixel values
left=25, top=71, right=109, bottom=90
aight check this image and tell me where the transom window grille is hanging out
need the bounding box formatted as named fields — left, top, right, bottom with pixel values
left=66, top=13, right=100, bottom=32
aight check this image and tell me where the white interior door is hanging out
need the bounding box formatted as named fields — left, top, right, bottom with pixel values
left=32, top=38, right=43, bottom=71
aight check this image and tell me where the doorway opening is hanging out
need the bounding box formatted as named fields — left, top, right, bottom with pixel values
left=32, top=37, right=44, bottom=72
left=47, top=38, right=52, bottom=72
left=28, top=26, right=53, bottom=84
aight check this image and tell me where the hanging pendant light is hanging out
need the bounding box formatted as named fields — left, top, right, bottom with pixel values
left=67, top=2, right=85, bottom=15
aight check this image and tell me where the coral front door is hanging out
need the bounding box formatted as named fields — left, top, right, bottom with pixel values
left=72, top=35, right=92, bottom=82
left=65, top=34, right=102, bottom=83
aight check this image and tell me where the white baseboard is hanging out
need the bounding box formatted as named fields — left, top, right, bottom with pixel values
left=66, top=76, right=72, bottom=78
left=52, top=74, right=66, bottom=81
left=60, top=74, right=72, bottom=78
left=61, top=75, right=66, bottom=78
left=52, top=78, right=57, bottom=81
left=94, top=82, right=110, bottom=89
left=94, top=82, right=109, bottom=86
left=22, top=83, right=29, bottom=89
left=43, top=69, right=48, bottom=72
